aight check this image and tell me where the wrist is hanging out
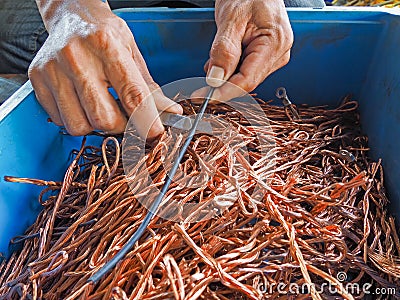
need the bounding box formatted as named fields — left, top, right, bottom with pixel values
left=35, top=0, right=110, bottom=30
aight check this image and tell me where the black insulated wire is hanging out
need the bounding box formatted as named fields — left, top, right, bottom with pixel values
left=88, top=86, right=215, bottom=284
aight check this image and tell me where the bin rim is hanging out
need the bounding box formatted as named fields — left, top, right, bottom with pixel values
left=2, top=7, right=399, bottom=122
left=112, top=6, right=400, bottom=16
left=0, top=81, right=33, bottom=123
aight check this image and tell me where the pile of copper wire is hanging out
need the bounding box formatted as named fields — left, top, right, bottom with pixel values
left=332, top=0, right=400, bottom=8
left=0, top=96, right=399, bottom=300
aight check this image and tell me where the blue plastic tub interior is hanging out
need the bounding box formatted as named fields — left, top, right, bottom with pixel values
left=1, top=8, right=400, bottom=257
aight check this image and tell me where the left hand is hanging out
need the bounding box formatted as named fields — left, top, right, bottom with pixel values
left=195, top=0, right=293, bottom=101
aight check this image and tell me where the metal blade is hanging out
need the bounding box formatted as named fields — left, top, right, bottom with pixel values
left=160, top=112, right=212, bottom=134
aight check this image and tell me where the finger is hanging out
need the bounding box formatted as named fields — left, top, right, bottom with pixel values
left=190, top=86, right=214, bottom=104
left=206, top=21, right=244, bottom=88
left=130, top=44, right=183, bottom=115
left=73, top=74, right=127, bottom=134
left=153, top=89, right=183, bottom=115
left=56, top=42, right=128, bottom=134
left=104, top=53, right=163, bottom=140
left=29, top=74, right=63, bottom=126
left=214, top=44, right=291, bottom=102
left=227, top=50, right=290, bottom=93
left=46, top=71, right=93, bottom=136
left=192, top=49, right=290, bottom=103
left=190, top=83, right=244, bottom=105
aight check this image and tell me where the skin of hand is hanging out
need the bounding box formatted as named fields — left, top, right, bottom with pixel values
left=193, top=0, right=294, bottom=102
left=29, top=0, right=182, bottom=139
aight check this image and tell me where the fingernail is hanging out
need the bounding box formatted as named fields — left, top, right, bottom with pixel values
left=206, top=66, right=225, bottom=87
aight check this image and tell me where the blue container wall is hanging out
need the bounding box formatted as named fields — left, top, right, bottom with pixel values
left=358, top=12, right=400, bottom=218
left=0, top=84, right=102, bottom=257
left=1, top=8, right=399, bottom=257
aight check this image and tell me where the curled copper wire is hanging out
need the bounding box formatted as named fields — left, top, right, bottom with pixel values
left=0, top=97, right=399, bottom=299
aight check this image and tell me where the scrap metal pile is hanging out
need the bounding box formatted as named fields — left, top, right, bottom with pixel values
left=331, top=0, right=400, bottom=7
left=1, top=96, right=399, bottom=299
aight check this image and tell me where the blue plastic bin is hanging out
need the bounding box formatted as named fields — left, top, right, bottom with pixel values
left=1, top=8, right=400, bottom=257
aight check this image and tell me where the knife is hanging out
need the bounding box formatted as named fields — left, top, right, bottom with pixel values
left=160, top=111, right=213, bottom=134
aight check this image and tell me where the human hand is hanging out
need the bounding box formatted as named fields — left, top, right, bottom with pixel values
left=29, top=0, right=182, bottom=139
left=194, top=0, right=293, bottom=101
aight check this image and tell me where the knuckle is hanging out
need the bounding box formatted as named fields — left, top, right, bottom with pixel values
left=282, top=27, right=294, bottom=51
left=59, top=41, right=75, bottom=58
left=77, top=75, right=93, bottom=97
left=274, top=20, right=293, bottom=52
left=243, top=81, right=258, bottom=93
left=114, top=16, right=128, bottom=30
left=210, top=36, right=240, bottom=62
left=216, top=2, right=245, bottom=22
left=59, top=42, right=84, bottom=74
left=93, top=18, right=129, bottom=50
left=147, top=80, right=160, bottom=92
left=28, top=55, right=48, bottom=79
left=77, top=81, right=122, bottom=132
left=120, top=84, right=147, bottom=111
left=91, top=26, right=114, bottom=51
left=28, top=66, right=40, bottom=82
left=91, top=114, right=121, bottom=132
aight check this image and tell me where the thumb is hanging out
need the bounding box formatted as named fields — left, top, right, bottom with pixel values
left=206, top=25, right=243, bottom=88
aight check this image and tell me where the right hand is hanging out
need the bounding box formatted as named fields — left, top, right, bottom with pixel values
left=191, top=0, right=293, bottom=103
left=29, top=0, right=182, bottom=139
